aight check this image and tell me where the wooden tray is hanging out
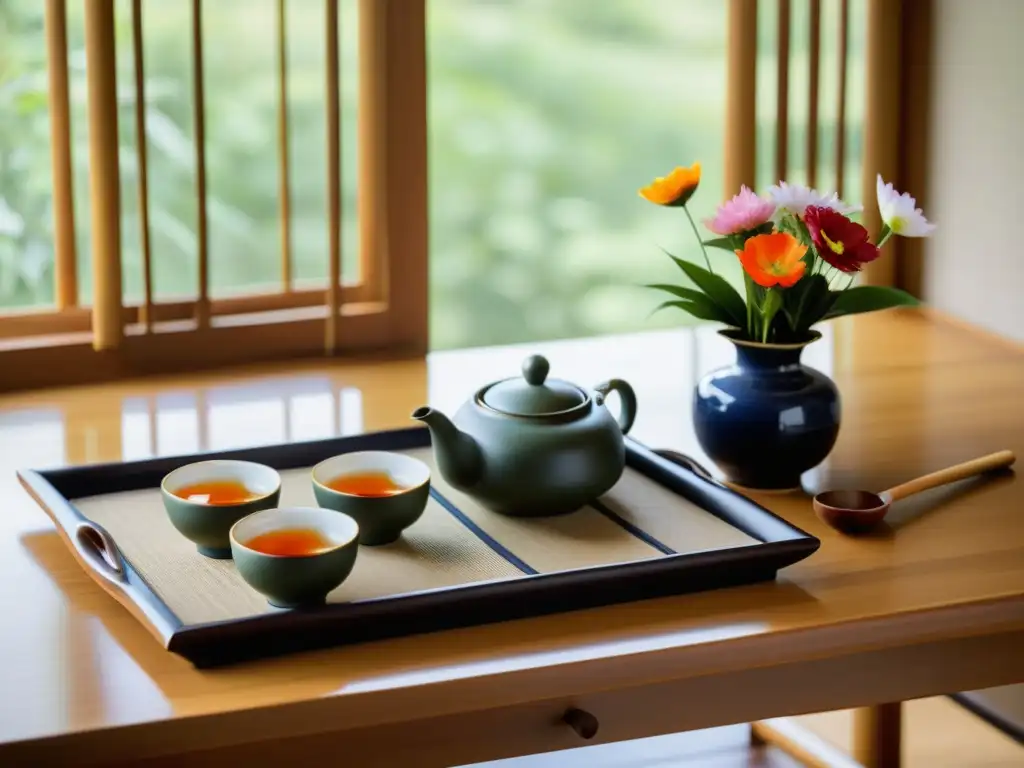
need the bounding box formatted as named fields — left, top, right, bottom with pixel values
left=17, top=427, right=819, bottom=667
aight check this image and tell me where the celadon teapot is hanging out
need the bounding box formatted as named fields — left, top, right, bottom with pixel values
left=411, top=355, right=637, bottom=517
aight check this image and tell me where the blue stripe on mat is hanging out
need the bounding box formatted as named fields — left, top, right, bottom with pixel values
left=430, top=489, right=538, bottom=575
left=590, top=499, right=677, bottom=556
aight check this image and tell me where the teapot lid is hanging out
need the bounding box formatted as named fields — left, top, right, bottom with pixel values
left=481, top=355, right=587, bottom=416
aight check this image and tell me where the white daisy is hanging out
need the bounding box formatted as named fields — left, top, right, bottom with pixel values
left=767, top=181, right=861, bottom=219
left=876, top=175, right=936, bottom=237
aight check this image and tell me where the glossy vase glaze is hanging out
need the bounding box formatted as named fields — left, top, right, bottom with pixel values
left=693, top=331, right=840, bottom=490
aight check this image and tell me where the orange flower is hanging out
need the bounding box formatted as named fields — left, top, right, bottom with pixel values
left=737, top=232, right=807, bottom=288
left=638, top=163, right=701, bottom=206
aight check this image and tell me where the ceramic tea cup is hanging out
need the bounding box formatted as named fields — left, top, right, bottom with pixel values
left=311, top=451, right=430, bottom=545
left=161, top=460, right=281, bottom=559
left=230, top=507, right=360, bottom=609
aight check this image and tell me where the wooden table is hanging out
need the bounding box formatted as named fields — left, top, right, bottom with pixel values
left=1, top=308, right=1022, bottom=767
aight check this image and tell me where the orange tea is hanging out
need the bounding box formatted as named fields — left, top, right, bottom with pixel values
left=173, top=480, right=258, bottom=505
left=246, top=528, right=333, bottom=556
left=325, top=471, right=406, bottom=497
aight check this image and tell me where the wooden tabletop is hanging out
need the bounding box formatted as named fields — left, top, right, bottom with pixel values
left=1, top=308, right=1023, bottom=765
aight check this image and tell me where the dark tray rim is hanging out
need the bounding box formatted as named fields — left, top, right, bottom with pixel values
left=17, top=426, right=820, bottom=668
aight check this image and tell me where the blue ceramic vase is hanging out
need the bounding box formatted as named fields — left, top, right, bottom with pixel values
left=693, top=330, right=840, bottom=491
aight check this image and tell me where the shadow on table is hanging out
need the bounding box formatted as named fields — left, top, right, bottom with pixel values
left=863, top=468, right=1016, bottom=538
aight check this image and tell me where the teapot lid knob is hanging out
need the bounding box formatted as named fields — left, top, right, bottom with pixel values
left=522, top=355, right=550, bottom=386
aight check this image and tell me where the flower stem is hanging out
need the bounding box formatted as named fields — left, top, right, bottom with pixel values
left=876, top=222, right=893, bottom=248
left=743, top=272, right=758, bottom=339
left=683, top=204, right=714, bottom=274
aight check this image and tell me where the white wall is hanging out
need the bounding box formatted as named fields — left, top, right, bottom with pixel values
left=926, top=0, right=1024, bottom=341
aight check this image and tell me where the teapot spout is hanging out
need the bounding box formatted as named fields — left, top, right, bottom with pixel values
left=411, top=407, right=483, bottom=489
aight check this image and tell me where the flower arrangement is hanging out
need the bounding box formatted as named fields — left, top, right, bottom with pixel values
left=639, top=163, right=932, bottom=344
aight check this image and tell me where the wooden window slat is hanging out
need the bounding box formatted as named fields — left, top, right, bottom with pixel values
left=775, top=0, right=791, bottom=182
left=806, top=0, right=821, bottom=188
left=726, top=0, right=759, bottom=195
left=131, top=0, right=154, bottom=332
left=835, top=0, right=849, bottom=197
left=83, top=0, right=123, bottom=350
left=44, top=0, right=78, bottom=310
left=861, top=0, right=902, bottom=287
left=358, top=0, right=385, bottom=303
left=191, top=0, right=210, bottom=326
left=325, top=0, right=342, bottom=354
left=277, top=0, right=293, bottom=292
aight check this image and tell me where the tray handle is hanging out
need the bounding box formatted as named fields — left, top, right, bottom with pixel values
left=74, top=521, right=127, bottom=585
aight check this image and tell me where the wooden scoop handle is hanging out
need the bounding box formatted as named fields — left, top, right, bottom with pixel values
left=884, top=450, right=1016, bottom=502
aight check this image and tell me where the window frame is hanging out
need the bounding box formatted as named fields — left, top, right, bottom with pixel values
left=0, top=0, right=427, bottom=393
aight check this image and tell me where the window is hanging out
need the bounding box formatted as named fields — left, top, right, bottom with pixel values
left=0, top=0, right=426, bottom=391
left=0, top=0, right=922, bottom=391
left=427, top=0, right=728, bottom=349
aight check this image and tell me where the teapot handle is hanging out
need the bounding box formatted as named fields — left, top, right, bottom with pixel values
left=594, top=379, right=637, bottom=434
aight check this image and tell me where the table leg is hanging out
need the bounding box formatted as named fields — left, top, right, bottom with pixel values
left=750, top=704, right=903, bottom=768
left=852, top=703, right=903, bottom=768
left=751, top=718, right=863, bottom=768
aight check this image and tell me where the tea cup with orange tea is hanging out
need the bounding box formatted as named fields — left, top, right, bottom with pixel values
left=311, top=451, right=430, bottom=545
left=230, top=507, right=359, bottom=608
left=161, top=460, right=282, bottom=558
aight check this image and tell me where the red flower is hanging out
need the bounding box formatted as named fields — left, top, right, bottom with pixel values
left=804, top=206, right=880, bottom=273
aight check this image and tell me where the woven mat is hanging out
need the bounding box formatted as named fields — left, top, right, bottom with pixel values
left=73, top=451, right=757, bottom=627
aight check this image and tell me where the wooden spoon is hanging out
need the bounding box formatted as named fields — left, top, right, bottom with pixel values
left=813, top=450, right=1016, bottom=534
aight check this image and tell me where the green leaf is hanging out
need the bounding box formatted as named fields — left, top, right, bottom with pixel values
left=807, top=285, right=841, bottom=327
left=651, top=299, right=735, bottom=324
left=784, top=274, right=835, bottom=333
left=825, top=286, right=920, bottom=320
left=760, top=289, right=783, bottom=343
left=645, top=283, right=710, bottom=303
left=646, top=284, right=738, bottom=324
left=702, top=236, right=737, bottom=252
left=666, top=254, right=748, bottom=328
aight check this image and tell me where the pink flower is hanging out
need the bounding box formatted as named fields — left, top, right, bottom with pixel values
left=704, top=186, right=776, bottom=236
